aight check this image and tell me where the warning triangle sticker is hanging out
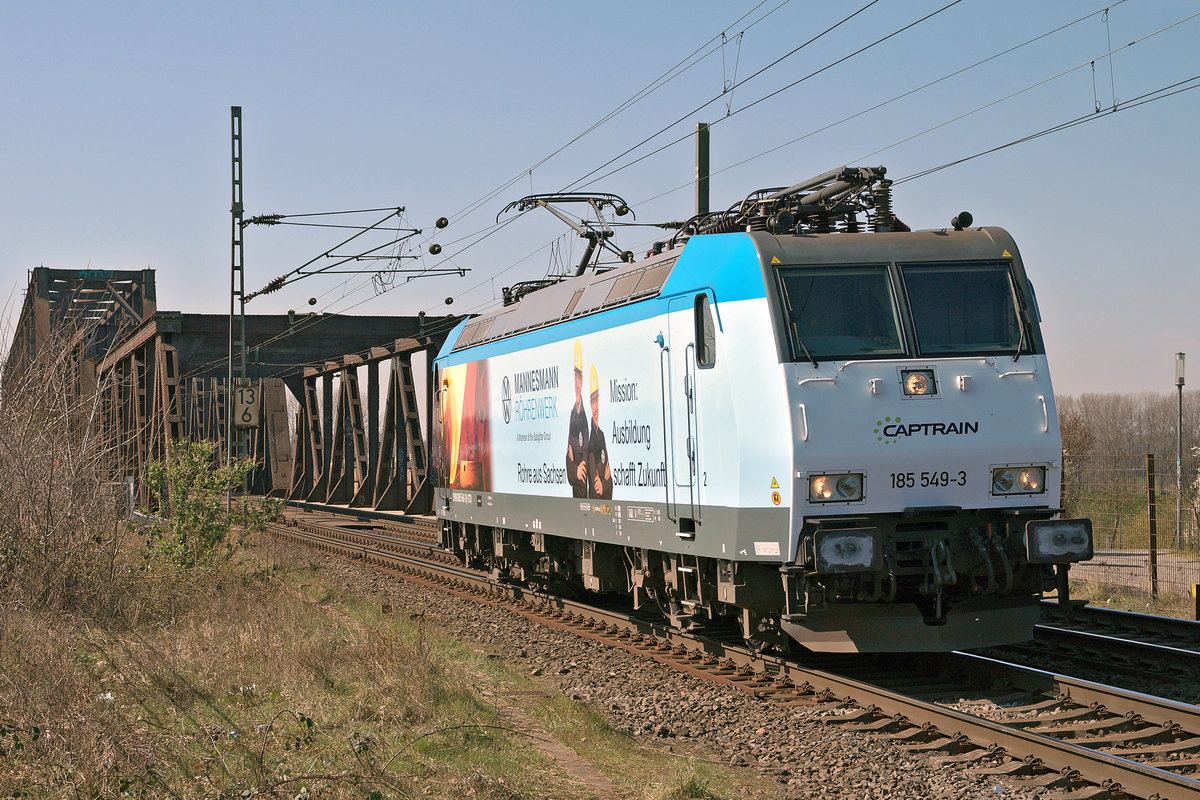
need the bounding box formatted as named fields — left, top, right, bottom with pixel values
left=770, top=477, right=780, bottom=489
left=770, top=256, right=781, bottom=264
left=1002, top=250, right=1011, bottom=258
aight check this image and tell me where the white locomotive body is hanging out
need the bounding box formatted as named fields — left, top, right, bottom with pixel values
left=433, top=173, right=1091, bottom=652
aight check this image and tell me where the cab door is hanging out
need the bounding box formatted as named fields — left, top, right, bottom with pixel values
left=665, top=293, right=714, bottom=532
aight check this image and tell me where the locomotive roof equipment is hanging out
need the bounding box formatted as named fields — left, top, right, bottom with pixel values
left=498, top=192, right=636, bottom=278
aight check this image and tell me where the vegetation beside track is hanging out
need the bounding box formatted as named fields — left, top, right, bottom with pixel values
left=1059, top=579, right=1196, bottom=619
left=0, top=534, right=769, bottom=799
left=0, top=545, right=518, bottom=797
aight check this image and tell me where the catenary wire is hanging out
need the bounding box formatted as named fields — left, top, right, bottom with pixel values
left=255, top=74, right=1200, bottom=381
left=367, top=2, right=1145, bottom=323
left=226, top=2, right=799, bottom=342
left=430, top=5, right=1195, bottom=324
left=559, top=0, right=893, bottom=194
left=236, top=1, right=884, bottom=324
left=440, top=0, right=793, bottom=230
left=850, top=10, right=1200, bottom=166
left=630, top=1, right=1125, bottom=208
left=565, top=0, right=966, bottom=192
left=893, top=73, right=1200, bottom=184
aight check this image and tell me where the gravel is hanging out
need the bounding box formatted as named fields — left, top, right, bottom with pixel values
left=299, top=546, right=1052, bottom=799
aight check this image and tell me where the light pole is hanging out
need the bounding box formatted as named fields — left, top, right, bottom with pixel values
left=1177, top=352, right=1185, bottom=548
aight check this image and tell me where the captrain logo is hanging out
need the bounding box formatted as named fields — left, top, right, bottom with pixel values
left=875, top=416, right=980, bottom=444
left=874, top=417, right=901, bottom=445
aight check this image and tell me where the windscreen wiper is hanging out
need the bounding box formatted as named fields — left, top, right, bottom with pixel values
left=781, top=282, right=819, bottom=368
left=791, top=321, right=819, bottom=368
left=1012, top=318, right=1026, bottom=362
left=1012, top=294, right=1032, bottom=362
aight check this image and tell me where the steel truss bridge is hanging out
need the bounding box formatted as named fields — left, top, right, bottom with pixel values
left=4, top=267, right=457, bottom=514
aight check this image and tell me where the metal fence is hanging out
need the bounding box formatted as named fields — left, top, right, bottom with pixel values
left=1063, top=451, right=1199, bottom=616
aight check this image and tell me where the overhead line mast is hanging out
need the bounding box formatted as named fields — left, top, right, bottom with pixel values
left=229, top=105, right=247, bottom=473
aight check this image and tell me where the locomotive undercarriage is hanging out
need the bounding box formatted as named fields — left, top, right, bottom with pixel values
left=440, top=507, right=1060, bottom=653
left=795, top=508, right=1053, bottom=621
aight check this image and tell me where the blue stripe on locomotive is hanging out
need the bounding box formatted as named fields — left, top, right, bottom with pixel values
left=435, top=233, right=768, bottom=366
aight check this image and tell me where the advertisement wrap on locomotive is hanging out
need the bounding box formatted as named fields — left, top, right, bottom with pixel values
left=432, top=168, right=1093, bottom=653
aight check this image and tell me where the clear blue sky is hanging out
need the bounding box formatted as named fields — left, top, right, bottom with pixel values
left=3, top=0, right=1197, bottom=395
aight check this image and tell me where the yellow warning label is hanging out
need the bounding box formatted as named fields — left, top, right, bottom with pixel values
left=770, top=256, right=781, bottom=264
left=770, top=477, right=780, bottom=489
left=1002, top=250, right=1011, bottom=258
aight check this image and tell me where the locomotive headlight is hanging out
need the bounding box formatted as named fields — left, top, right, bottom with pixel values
left=1026, top=518, right=1093, bottom=563
left=1017, top=468, right=1042, bottom=492
left=814, top=528, right=883, bottom=573
left=901, top=369, right=937, bottom=396
left=809, top=472, right=864, bottom=503
left=991, top=466, right=1046, bottom=496
left=811, top=476, right=834, bottom=500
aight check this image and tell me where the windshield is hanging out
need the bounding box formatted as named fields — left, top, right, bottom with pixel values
left=901, top=262, right=1027, bottom=356
left=777, top=265, right=905, bottom=361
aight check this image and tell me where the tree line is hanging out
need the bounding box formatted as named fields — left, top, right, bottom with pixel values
left=1059, top=391, right=1200, bottom=548
left=1059, top=392, right=1200, bottom=464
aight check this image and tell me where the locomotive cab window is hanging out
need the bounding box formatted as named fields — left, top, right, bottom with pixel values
left=776, top=265, right=904, bottom=363
left=695, top=294, right=716, bottom=368
left=900, top=261, right=1034, bottom=356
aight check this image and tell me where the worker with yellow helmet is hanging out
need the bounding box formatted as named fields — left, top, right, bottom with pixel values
left=565, top=338, right=590, bottom=497
left=587, top=362, right=613, bottom=499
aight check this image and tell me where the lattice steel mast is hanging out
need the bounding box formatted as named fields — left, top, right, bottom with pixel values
left=228, top=106, right=247, bottom=471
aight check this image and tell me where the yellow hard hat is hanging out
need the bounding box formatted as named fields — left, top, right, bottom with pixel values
left=589, top=363, right=599, bottom=396
left=574, top=339, right=583, bottom=373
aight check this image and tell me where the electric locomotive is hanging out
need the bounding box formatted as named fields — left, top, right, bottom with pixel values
left=432, top=166, right=1092, bottom=653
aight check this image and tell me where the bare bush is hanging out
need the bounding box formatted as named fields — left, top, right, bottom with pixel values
left=0, top=328, right=131, bottom=616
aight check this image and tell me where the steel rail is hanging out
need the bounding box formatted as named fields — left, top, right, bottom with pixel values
left=287, top=517, right=441, bottom=551
left=285, top=499, right=438, bottom=532
left=1041, top=600, right=1200, bottom=644
left=754, top=654, right=1200, bottom=800
left=1032, top=622, right=1200, bottom=676
left=947, top=651, right=1200, bottom=732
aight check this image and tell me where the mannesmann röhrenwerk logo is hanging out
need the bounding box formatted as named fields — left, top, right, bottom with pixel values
left=875, top=417, right=901, bottom=445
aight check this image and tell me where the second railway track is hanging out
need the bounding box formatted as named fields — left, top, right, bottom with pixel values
left=265, top=503, right=1200, bottom=800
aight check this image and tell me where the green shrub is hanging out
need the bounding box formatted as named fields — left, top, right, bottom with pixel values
left=145, top=440, right=276, bottom=568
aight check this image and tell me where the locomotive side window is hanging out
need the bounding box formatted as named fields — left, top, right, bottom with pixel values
left=776, top=265, right=904, bottom=363
left=694, top=294, right=716, bottom=368
left=900, top=262, right=1032, bottom=356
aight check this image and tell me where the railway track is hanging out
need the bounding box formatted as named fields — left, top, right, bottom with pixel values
left=1041, top=602, right=1200, bottom=644
left=265, top=503, right=1200, bottom=800
left=953, top=601, right=1200, bottom=707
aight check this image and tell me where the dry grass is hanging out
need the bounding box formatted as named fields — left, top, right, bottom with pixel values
left=2, top=537, right=762, bottom=799
left=0, top=333, right=530, bottom=797
left=0, top=547, right=545, bottom=798
left=0, top=529, right=775, bottom=799
left=1066, top=578, right=1197, bottom=619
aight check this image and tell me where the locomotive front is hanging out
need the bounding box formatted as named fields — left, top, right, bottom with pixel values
left=762, top=226, right=1092, bottom=652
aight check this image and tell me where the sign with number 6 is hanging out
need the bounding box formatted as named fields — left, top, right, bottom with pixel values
left=234, top=383, right=261, bottom=428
